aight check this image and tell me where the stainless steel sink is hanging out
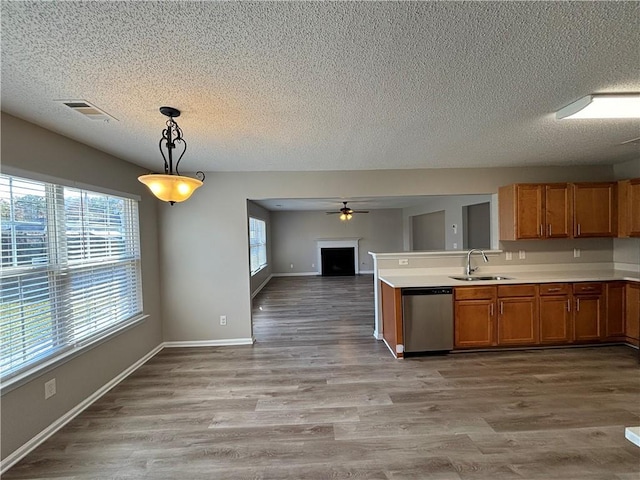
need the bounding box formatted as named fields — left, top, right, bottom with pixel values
left=449, top=275, right=512, bottom=281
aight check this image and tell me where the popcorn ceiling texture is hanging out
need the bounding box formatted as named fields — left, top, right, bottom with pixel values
left=1, top=1, right=638, bottom=172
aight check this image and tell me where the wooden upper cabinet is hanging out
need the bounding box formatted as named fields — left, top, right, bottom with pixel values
left=630, top=179, right=640, bottom=237
left=499, top=183, right=570, bottom=240
left=573, top=182, right=617, bottom=237
left=545, top=184, right=572, bottom=238
left=618, top=178, right=640, bottom=238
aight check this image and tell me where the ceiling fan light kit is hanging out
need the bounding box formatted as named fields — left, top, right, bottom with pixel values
left=138, top=106, right=205, bottom=205
left=556, top=93, right=640, bottom=119
left=327, top=201, right=369, bottom=221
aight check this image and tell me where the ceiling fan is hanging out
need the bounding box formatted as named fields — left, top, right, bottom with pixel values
left=326, top=201, right=369, bottom=221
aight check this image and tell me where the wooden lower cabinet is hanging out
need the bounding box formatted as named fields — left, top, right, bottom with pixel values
left=539, top=294, right=572, bottom=344
left=454, top=285, right=539, bottom=348
left=454, top=281, right=625, bottom=350
left=454, top=286, right=496, bottom=348
left=497, top=285, right=538, bottom=346
left=605, top=282, right=626, bottom=338
left=572, top=283, right=604, bottom=343
left=626, top=282, right=640, bottom=344
left=454, top=299, right=495, bottom=348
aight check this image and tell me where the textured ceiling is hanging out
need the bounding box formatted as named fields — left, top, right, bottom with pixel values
left=1, top=1, right=639, bottom=173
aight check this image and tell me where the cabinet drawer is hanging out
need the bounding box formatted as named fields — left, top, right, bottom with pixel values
left=454, top=286, right=496, bottom=300
left=573, top=282, right=603, bottom=295
left=539, top=283, right=571, bottom=296
left=497, top=284, right=537, bottom=298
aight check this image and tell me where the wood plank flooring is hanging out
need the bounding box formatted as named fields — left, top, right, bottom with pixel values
left=4, top=274, right=640, bottom=479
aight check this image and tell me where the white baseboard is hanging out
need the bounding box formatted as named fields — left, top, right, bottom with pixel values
left=251, top=274, right=273, bottom=298
left=273, top=271, right=374, bottom=277
left=272, top=272, right=319, bottom=277
left=163, top=338, right=255, bottom=348
left=0, top=343, right=164, bottom=475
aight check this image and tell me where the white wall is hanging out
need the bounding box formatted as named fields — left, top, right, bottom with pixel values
left=0, top=113, right=163, bottom=462
left=158, top=165, right=615, bottom=344
left=402, top=194, right=493, bottom=251
left=269, top=208, right=403, bottom=274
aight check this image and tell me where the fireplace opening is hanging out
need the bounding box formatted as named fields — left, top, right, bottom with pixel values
left=321, top=247, right=355, bottom=276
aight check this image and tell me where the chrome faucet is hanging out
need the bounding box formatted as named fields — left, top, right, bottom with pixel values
left=466, top=249, right=489, bottom=276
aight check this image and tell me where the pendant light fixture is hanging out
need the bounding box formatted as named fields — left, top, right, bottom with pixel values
left=138, top=107, right=205, bottom=204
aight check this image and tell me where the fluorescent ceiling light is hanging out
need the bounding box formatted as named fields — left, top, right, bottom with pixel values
left=556, top=94, right=640, bottom=119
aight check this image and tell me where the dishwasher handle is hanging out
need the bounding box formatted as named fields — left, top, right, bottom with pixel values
left=402, top=287, right=453, bottom=296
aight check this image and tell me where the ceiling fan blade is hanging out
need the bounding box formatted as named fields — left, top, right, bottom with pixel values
left=326, top=212, right=340, bottom=214
left=351, top=210, right=369, bottom=213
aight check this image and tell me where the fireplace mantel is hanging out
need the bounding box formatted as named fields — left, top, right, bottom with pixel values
left=316, top=238, right=360, bottom=275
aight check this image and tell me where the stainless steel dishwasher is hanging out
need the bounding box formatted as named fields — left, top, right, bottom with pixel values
left=402, top=287, right=454, bottom=354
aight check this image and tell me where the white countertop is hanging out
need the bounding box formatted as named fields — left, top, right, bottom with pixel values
left=379, top=269, right=640, bottom=288
left=626, top=427, right=640, bottom=447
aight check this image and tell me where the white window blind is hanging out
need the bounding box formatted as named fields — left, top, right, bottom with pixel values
left=249, top=217, right=267, bottom=275
left=0, top=174, right=142, bottom=382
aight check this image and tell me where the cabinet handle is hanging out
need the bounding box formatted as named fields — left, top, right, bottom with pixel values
left=547, top=288, right=561, bottom=292
left=567, top=299, right=571, bottom=312
left=490, top=304, right=494, bottom=316
left=500, top=301, right=504, bottom=315
left=576, top=298, right=580, bottom=312
left=548, top=224, right=552, bottom=236
left=539, top=224, right=543, bottom=237
left=577, top=223, right=581, bottom=236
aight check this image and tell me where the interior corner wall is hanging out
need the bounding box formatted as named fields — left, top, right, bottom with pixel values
left=269, top=209, right=403, bottom=275
left=247, top=200, right=272, bottom=295
left=0, top=113, right=164, bottom=462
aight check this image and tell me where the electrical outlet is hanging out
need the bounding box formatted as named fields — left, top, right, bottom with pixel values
left=219, top=315, right=227, bottom=326
left=452, top=224, right=457, bottom=234
left=398, top=259, right=409, bottom=266
left=44, top=378, right=56, bottom=399
left=311, top=263, right=315, bottom=268
left=505, top=251, right=513, bottom=261
left=574, top=248, right=581, bottom=258
left=452, top=243, right=458, bottom=249
left=518, top=250, right=526, bottom=260
left=290, top=263, right=294, bottom=269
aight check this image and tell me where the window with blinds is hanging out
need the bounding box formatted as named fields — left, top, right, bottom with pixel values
left=0, top=174, right=143, bottom=382
left=249, top=217, right=267, bottom=275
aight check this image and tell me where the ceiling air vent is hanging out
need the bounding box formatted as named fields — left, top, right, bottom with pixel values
left=57, top=100, right=118, bottom=122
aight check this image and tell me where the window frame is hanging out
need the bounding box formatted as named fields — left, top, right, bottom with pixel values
left=249, top=216, right=267, bottom=276
left=0, top=170, right=145, bottom=392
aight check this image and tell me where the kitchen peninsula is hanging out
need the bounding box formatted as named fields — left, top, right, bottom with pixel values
left=370, top=251, right=639, bottom=360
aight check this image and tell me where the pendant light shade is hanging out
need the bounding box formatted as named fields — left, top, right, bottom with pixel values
left=138, top=174, right=203, bottom=203
left=138, top=106, right=205, bottom=204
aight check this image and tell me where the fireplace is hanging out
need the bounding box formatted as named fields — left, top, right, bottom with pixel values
left=316, top=238, right=360, bottom=276
left=321, top=247, right=355, bottom=276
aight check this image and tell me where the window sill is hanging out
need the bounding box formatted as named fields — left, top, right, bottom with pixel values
left=0, top=314, right=150, bottom=395
left=251, top=265, right=268, bottom=277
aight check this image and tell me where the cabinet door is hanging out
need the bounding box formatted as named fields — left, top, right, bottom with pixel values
left=573, top=183, right=617, bottom=237
left=516, top=185, right=544, bottom=239
left=605, top=282, right=625, bottom=338
left=539, top=295, right=571, bottom=344
left=454, top=300, right=494, bottom=348
left=573, top=295, right=603, bottom=342
left=629, top=179, right=640, bottom=237
left=497, top=297, right=538, bottom=345
left=626, top=283, right=640, bottom=341
left=545, top=184, right=571, bottom=238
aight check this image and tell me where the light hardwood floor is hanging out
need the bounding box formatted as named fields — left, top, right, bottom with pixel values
left=4, top=275, right=640, bottom=479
